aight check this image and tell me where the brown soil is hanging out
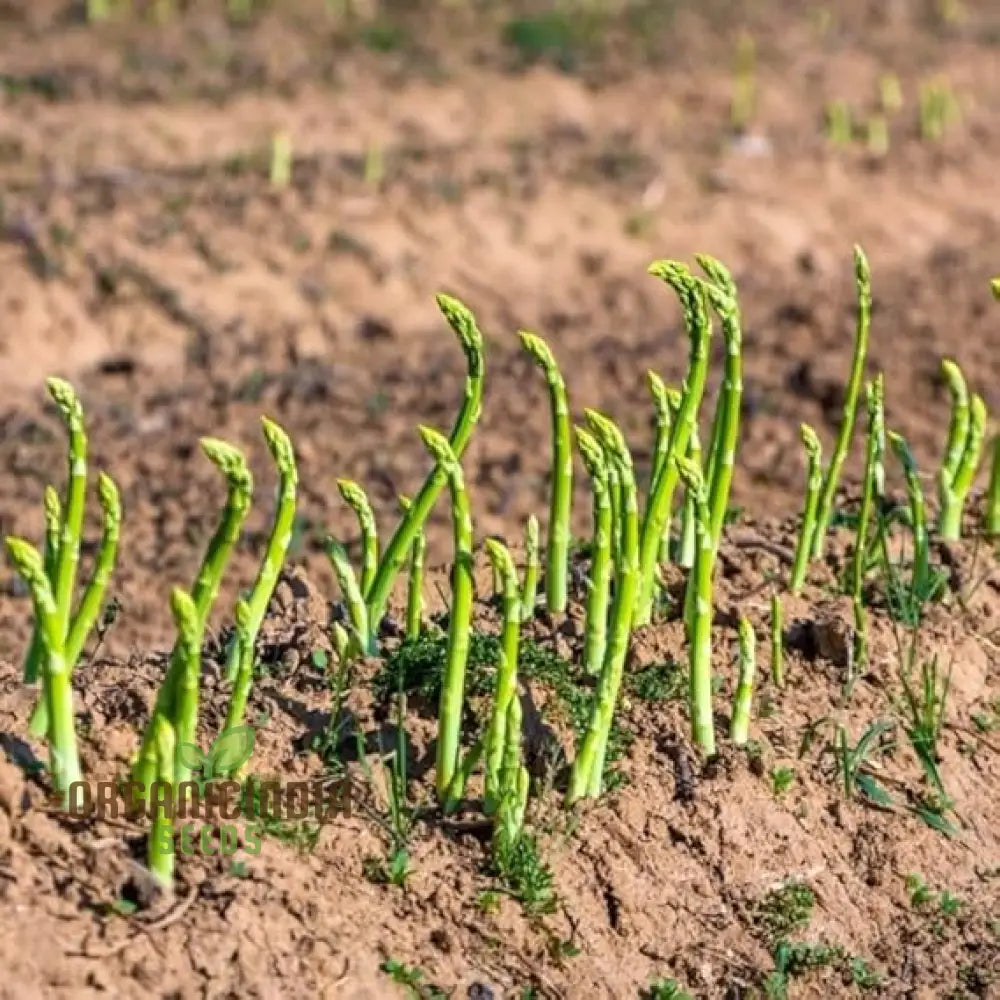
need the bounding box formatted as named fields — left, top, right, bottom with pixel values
left=1, top=2, right=999, bottom=998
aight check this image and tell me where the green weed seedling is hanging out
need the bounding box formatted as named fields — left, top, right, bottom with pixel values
left=380, top=959, right=448, bottom=1000
left=836, top=720, right=895, bottom=807
left=643, top=978, right=693, bottom=1000
left=756, top=881, right=816, bottom=942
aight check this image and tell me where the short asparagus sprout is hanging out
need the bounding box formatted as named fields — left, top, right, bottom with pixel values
left=520, top=514, right=540, bottom=622
left=519, top=331, right=572, bottom=615
left=849, top=376, right=885, bottom=600
left=811, top=245, right=872, bottom=559
left=730, top=617, right=756, bottom=745
left=495, top=695, right=529, bottom=849
left=483, top=539, right=522, bottom=816
left=567, top=412, right=639, bottom=803
left=365, top=294, right=484, bottom=639
left=770, top=594, right=784, bottom=688
left=132, top=437, right=252, bottom=801
left=938, top=360, right=986, bottom=539
left=889, top=432, right=931, bottom=599
left=224, top=417, right=298, bottom=682
left=5, top=538, right=81, bottom=803
left=576, top=428, right=612, bottom=677
left=636, top=261, right=713, bottom=626
left=986, top=435, right=1000, bottom=537
left=867, top=115, right=890, bottom=157
left=326, top=539, right=368, bottom=657
left=879, top=73, right=903, bottom=114
left=826, top=100, right=853, bottom=145
left=270, top=131, right=292, bottom=188
left=675, top=457, right=716, bottom=757
left=29, top=472, right=122, bottom=738
left=418, top=426, right=475, bottom=805
left=169, top=589, right=202, bottom=786
left=338, top=478, right=379, bottom=596
left=397, top=497, right=425, bottom=641
left=790, top=425, right=823, bottom=594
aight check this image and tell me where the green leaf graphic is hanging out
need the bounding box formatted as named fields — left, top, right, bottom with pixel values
left=176, top=743, right=206, bottom=773
left=207, top=725, right=256, bottom=777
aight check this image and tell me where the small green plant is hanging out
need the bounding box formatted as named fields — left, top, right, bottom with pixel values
left=937, top=360, right=986, bottom=540
left=643, top=978, right=693, bottom=1000
left=380, top=959, right=448, bottom=1000
left=919, top=77, right=961, bottom=141
left=879, top=73, right=903, bottom=114
left=771, top=766, right=795, bottom=796
left=577, top=428, right=612, bottom=677
left=835, top=720, right=895, bottom=806
left=489, top=828, right=557, bottom=918
left=899, top=649, right=951, bottom=801
left=756, top=881, right=816, bottom=942
left=269, top=131, right=292, bottom=188
left=520, top=332, right=572, bottom=615
left=825, top=100, right=853, bottom=145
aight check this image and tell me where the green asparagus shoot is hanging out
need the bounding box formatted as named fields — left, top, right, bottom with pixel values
left=398, top=497, right=425, bottom=641
left=731, top=31, right=756, bottom=132
left=576, top=428, right=612, bottom=677
left=677, top=428, right=700, bottom=571
left=826, top=100, right=853, bottom=145
left=790, top=424, right=823, bottom=594
left=636, top=261, right=713, bottom=625
left=327, top=539, right=369, bottom=657
left=730, top=617, right=756, bottom=745
left=771, top=593, right=784, bottom=688
left=6, top=538, right=81, bottom=803
left=23, top=487, right=61, bottom=687
left=28, top=472, right=121, bottom=739
left=418, top=426, right=474, bottom=805
left=879, top=73, right=903, bottom=114
left=985, top=435, right=1000, bottom=537
left=521, top=514, right=540, bottom=622
left=889, top=431, right=937, bottom=618
left=222, top=600, right=255, bottom=741
left=519, top=331, right=572, bottom=614
left=270, top=131, right=292, bottom=188
left=483, top=539, right=522, bottom=816
left=811, top=245, right=872, bottom=558
left=224, top=417, right=298, bottom=681
left=849, top=376, right=884, bottom=600
left=338, top=478, right=379, bottom=596
left=938, top=361, right=985, bottom=539
left=169, top=589, right=202, bottom=786
left=568, top=411, right=639, bottom=803
left=148, top=715, right=176, bottom=889
left=365, top=294, right=484, bottom=638
left=675, top=457, right=716, bottom=757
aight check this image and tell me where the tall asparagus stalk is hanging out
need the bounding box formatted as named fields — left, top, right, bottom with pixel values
left=418, top=427, right=475, bottom=804
left=790, top=425, right=823, bottom=595
left=520, top=514, right=540, bottom=622
left=224, top=418, right=298, bottom=681
left=810, top=245, right=872, bottom=559
left=849, top=377, right=885, bottom=600
left=634, top=262, right=713, bottom=626
left=398, top=497, right=425, bottom=641
left=365, top=295, right=484, bottom=636
left=519, top=331, right=573, bottom=614
left=483, top=539, right=522, bottom=815
left=676, top=458, right=716, bottom=756
left=567, top=412, right=639, bottom=804
left=576, top=428, right=612, bottom=677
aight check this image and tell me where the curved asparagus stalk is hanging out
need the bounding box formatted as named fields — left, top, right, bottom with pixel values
left=568, top=411, right=639, bottom=804
left=938, top=361, right=986, bottom=539
left=365, top=295, right=484, bottom=636
left=483, top=538, right=522, bottom=815
left=23, top=487, right=62, bottom=686
left=697, top=256, right=743, bottom=551
left=676, top=458, right=716, bottom=757
left=6, top=538, right=81, bottom=802
left=520, top=514, right=540, bottom=622
left=224, top=418, right=297, bottom=682
left=986, top=435, right=1000, bottom=536
left=519, top=331, right=573, bottom=614
left=730, top=617, right=756, bottom=745
left=326, top=539, right=368, bottom=656
left=47, top=378, right=88, bottom=645
left=338, top=479, right=379, bottom=596
left=811, top=245, right=872, bottom=558
left=850, top=377, right=884, bottom=599
left=133, top=438, right=253, bottom=798
left=418, top=426, right=475, bottom=804
left=171, top=588, right=203, bottom=786
left=790, top=425, right=823, bottom=595
left=29, top=473, right=122, bottom=738
left=635, top=262, right=713, bottom=626
left=576, top=428, right=612, bottom=677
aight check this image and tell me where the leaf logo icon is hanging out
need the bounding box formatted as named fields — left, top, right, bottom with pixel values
left=175, top=726, right=256, bottom=781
